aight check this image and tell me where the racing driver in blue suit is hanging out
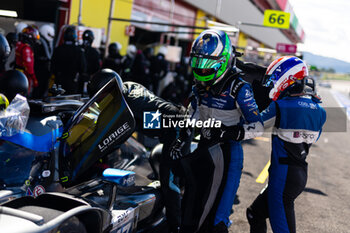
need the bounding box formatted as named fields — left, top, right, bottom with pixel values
left=170, top=29, right=264, bottom=233
left=246, top=56, right=326, bottom=233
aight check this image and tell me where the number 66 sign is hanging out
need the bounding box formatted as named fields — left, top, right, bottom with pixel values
left=263, top=10, right=290, bottom=29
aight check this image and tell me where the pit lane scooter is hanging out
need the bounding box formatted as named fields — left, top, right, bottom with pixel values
left=0, top=78, right=167, bottom=233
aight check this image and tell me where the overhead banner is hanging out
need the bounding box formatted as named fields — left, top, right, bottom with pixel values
left=276, top=43, right=297, bottom=54
left=263, top=10, right=290, bottom=29
left=131, top=0, right=196, bottom=40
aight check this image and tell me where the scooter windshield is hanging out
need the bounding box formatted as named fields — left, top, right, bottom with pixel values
left=60, top=78, right=135, bottom=186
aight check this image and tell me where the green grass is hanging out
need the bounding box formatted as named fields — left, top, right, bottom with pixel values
left=321, top=73, right=350, bottom=81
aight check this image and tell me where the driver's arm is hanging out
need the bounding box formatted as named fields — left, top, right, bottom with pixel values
left=236, top=83, right=264, bottom=140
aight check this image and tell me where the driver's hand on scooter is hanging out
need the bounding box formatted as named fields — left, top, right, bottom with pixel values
left=170, top=138, right=186, bottom=160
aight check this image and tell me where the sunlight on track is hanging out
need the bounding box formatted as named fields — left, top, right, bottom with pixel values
left=256, top=160, right=270, bottom=183
left=254, top=137, right=270, bottom=142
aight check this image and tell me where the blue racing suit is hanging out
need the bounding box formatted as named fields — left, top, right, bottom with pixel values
left=180, top=74, right=263, bottom=233
left=247, top=95, right=326, bottom=233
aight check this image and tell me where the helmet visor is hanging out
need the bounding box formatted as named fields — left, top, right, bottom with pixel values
left=191, top=55, right=223, bottom=82
left=191, top=55, right=222, bottom=67
left=262, top=74, right=279, bottom=88
left=193, top=68, right=216, bottom=77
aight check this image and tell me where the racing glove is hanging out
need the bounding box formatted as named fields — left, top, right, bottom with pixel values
left=219, top=125, right=245, bottom=141
left=203, top=125, right=244, bottom=142
left=170, top=138, right=186, bottom=160
left=170, top=128, right=192, bottom=160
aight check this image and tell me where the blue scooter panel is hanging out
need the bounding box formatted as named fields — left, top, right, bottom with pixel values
left=103, top=168, right=135, bottom=187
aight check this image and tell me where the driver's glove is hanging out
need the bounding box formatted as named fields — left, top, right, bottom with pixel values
left=219, top=125, right=245, bottom=141
left=170, top=128, right=192, bottom=160
left=202, top=125, right=244, bottom=143
left=170, top=138, right=186, bottom=160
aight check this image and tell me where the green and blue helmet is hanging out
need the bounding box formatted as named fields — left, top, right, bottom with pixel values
left=190, top=29, right=233, bottom=86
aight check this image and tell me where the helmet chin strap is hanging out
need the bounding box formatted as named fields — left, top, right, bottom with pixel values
left=196, top=79, right=214, bottom=95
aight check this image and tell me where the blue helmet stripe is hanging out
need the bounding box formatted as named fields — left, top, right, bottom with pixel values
left=274, top=57, right=303, bottom=81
